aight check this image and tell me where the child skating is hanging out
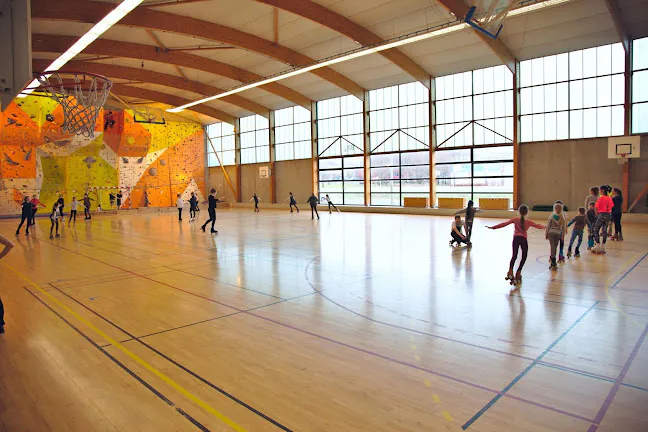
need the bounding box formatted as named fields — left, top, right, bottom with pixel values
left=488, top=204, right=545, bottom=285
left=586, top=202, right=596, bottom=250
left=50, top=202, right=62, bottom=238
left=30, top=194, right=46, bottom=225
left=176, top=193, right=184, bottom=221
left=82, top=193, right=93, bottom=220
left=450, top=215, right=468, bottom=247
left=455, top=200, right=480, bottom=244
left=546, top=202, right=566, bottom=270
left=15, top=196, right=32, bottom=236
left=555, top=200, right=568, bottom=262
left=566, top=207, right=588, bottom=258
left=250, top=193, right=261, bottom=212
left=66, top=197, right=86, bottom=226
left=289, top=192, right=299, bottom=213
left=201, top=189, right=223, bottom=234
left=611, top=188, right=623, bottom=241
left=307, top=193, right=320, bottom=220
left=189, top=192, right=198, bottom=221
left=592, top=185, right=613, bottom=254
left=325, top=194, right=339, bottom=213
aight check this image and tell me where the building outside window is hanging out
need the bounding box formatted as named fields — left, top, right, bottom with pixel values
left=434, top=65, right=514, bottom=206
left=317, top=95, right=364, bottom=205
left=206, top=122, right=235, bottom=167
left=275, top=106, right=312, bottom=161
left=239, top=114, right=269, bottom=164
left=520, top=42, right=625, bottom=141
left=368, top=82, right=430, bottom=206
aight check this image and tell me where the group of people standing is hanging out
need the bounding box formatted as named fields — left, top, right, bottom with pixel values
left=15, top=193, right=95, bottom=239
left=250, top=192, right=339, bottom=220
left=449, top=184, right=625, bottom=284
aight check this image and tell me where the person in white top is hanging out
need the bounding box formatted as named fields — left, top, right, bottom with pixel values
left=176, top=194, right=185, bottom=221
left=65, top=197, right=86, bottom=226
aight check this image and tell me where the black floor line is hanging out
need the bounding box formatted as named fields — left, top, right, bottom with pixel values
left=48, top=283, right=295, bottom=432
left=23, top=288, right=212, bottom=432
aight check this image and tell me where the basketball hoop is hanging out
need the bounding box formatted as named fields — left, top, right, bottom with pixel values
left=618, top=154, right=629, bottom=165
left=465, top=0, right=517, bottom=39
left=27, top=71, right=113, bottom=138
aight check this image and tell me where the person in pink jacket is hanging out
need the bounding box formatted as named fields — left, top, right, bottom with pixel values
left=487, top=204, right=545, bottom=285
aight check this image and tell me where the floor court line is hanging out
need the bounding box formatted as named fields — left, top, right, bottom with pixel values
left=32, top=232, right=630, bottom=389
left=27, top=234, right=597, bottom=422
left=22, top=288, right=213, bottom=432
left=46, top=283, right=296, bottom=432
left=462, top=249, right=648, bottom=430
left=6, top=265, right=248, bottom=432
left=586, top=322, right=648, bottom=432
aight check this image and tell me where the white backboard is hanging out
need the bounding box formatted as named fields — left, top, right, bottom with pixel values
left=608, top=136, right=641, bottom=159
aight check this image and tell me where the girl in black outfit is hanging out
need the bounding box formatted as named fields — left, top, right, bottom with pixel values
left=116, top=191, right=123, bottom=209
left=57, top=195, right=65, bottom=218
left=611, top=188, right=624, bottom=241
left=189, top=192, right=198, bottom=221
left=251, top=193, right=260, bottom=212
left=16, top=196, right=32, bottom=235
left=201, top=189, right=221, bottom=234
left=307, top=193, right=320, bottom=220
left=289, top=192, right=299, bottom=213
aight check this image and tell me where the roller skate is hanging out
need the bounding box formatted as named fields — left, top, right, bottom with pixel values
left=575, top=247, right=581, bottom=258
left=610, top=234, right=618, bottom=241
left=549, top=258, right=558, bottom=271
left=566, top=250, right=572, bottom=259
left=514, top=270, right=522, bottom=285
left=591, top=243, right=606, bottom=254
left=617, top=233, right=623, bottom=242
left=505, top=269, right=515, bottom=285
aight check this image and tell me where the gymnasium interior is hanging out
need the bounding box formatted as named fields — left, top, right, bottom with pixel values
left=1, top=0, right=648, bottom=430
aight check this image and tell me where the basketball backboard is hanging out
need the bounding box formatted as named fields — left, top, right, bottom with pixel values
left=0, top=0, right=32, bottom=111
left=608, top=136, right=641, bottom=164
left=465, top=0, right=517, bottom=39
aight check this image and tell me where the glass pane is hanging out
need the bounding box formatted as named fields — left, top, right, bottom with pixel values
left=319, top=170, right=342, bottom=181
left=371, top=180, right=400, bottom=193
left=344, top=168, right=364, bottom=181
left=371, top=193, right=400, bottom=206
left=583, top=78, right=597, bottom=108
left=611, top=105, right=624, bottom=136
left=401, top=151, right=429, bottom=165
left=402, top=179, right=430, bottom=193
left=557, top=111, right=569, bottom=140
left=319, top=158, right=342, bottom=169
left=435, top=149, right=470, bottom=163
left=532, top=113, right=544, bottom=142
left=520, top=88, right=532, bottom=115
left=344, top=156, right=364, bottom=168
left=632, top=102, right=648, bottom=133
left=597, top=75, right=612, bottom=106
left=401, top=166, right=429, bottom=180
left=521, top=115, right=533, bottom=142
left=597, top=106, right=611, bottom=137
left=557, top=82, right=569, bottom=111
left=520, top=60, right=532, bottom=88
left=597, top=44, right=612, bottom=75
left=583, top=47, right=597, bottom=78
left=436, top=163, right=471, bottom=179
left=474, top=162, right=513, bottom=177
left=474, top=146, right=513, bottom=161
left=557, top=53, right=569, bottom=82
left=371, top=153, right=399, bottom=167
left=544, top=55, right=557, bottom=84
left=319, top=182, right=342, bottom=193
left=570, top=80, right=583, bottom=109
left=532, top=85, right=545, bottom=114
left=473, top=177, right=513, bottom=193
left=545, top=112, right=557, bottom=141
left=207, top=153, right=218, bottom=167
left=583, top=108, right=597, bottom=138
left=532, top=58, right=544, bottom=86
left=371, top=167, right=400, bottom=180
left=633, top=37, right=648, bottom=71
left=343, top=181, right=364, bottom=193
left=632, top=70, right=648, bottom=103
left=344, top=193, right=365, bottom=205
left=570, top=110, right=583, bottom=138
left=545, top=84, right=557, bottom=112
left=570, top=50, right=583, bottom=80
left=611, top=42, right=625, bottom=74
left=611, top=73, right=625, bottom=105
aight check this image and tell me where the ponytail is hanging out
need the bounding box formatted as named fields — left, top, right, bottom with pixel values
left=518, top=204, right=529, bottom=230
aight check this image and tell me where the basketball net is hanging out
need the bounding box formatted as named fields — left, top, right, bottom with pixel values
left=34, top=72, right=112, bottom=138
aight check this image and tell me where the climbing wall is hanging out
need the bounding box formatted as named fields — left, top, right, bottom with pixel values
left=0, top=96, right=205, bottom=215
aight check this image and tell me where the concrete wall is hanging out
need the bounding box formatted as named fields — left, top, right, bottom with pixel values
left=275, top=159, right=314, bottom=205
left=206, top=165, right=237, bottom=202
left=241, top=163, right=271, bottom=203
left=520, top=138, right=623, bottom=211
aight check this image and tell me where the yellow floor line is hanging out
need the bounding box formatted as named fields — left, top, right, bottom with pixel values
left=3, top=263, right=247, bottom=432
left=432, top=394, right=441, bottom=403
left=442, top=411, right=453, bottom=422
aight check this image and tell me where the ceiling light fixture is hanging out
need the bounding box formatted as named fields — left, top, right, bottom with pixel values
left=19, top=0, right=144, bottom=97
left=166, top=0, right=571, bottom=113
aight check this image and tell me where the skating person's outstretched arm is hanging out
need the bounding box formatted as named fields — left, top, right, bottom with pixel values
left=0, top=235, right=15, bottom=260
left=526, top=220, right=545, bottom=230
left=487, top=218, right=514, bottom=229
left=454, top=208, right=467, bottom=216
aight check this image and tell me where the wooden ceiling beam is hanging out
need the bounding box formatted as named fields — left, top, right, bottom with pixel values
left=31, top=0, right=365, bottom=99
left=32, top=34, right=312, bottom=110
left=110, top=84, right=236, bottom=124
left=254, top=0, right=432, bottom=87
left=32, top=59, right=270, bottom=118
left=604, top=0, right=630, bottom=52
left=433, top=0, right=517, bottom=73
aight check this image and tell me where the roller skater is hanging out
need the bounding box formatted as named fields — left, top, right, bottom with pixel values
left=546, top=202, right=566, bottom=271
left=488, top=204, right=544, bottom=286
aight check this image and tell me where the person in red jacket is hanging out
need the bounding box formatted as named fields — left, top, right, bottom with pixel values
left=592, top=185, right=614, bottom=254
left=30, top=194, right=46, bottom=225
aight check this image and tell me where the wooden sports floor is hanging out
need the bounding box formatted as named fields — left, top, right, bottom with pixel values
left=0, top=209, right=647, bottom=432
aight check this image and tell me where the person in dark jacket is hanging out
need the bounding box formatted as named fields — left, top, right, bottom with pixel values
left=189, top=192, right=198, bottom=221
left=307, top=193, right=320, bottom=220
left=201, top=189, right=222, bottom=234
left=611, top=188, right=624, bottom=241
left=16, top=196, right=32, bottom=235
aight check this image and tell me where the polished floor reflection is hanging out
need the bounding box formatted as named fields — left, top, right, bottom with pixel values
left=0, top=209, right=647, bottom=431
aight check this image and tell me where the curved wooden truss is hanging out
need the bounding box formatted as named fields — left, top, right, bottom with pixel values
left=31, top=0, right=365, bottom=99
left=32, top=34, right=312, bottom=109
left=32, top=59, right=270, bottom=118
left=253, top=0, right=431, bottom=87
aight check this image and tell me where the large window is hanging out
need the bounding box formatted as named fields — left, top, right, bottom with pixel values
left=275, top=106, right=312, bottom=161
left=206, top=122, right=235, bottom=167
left=520, top=43, right=625, bottom=141
left=240, top=115, right=269, bottom=164
left=633, top=37, right=648, bottom=133
left=317, top=95, right=364, bottom=205
left=435, top=65, right=514, bottom=206
left=368, top=82, right=430, bottom=205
